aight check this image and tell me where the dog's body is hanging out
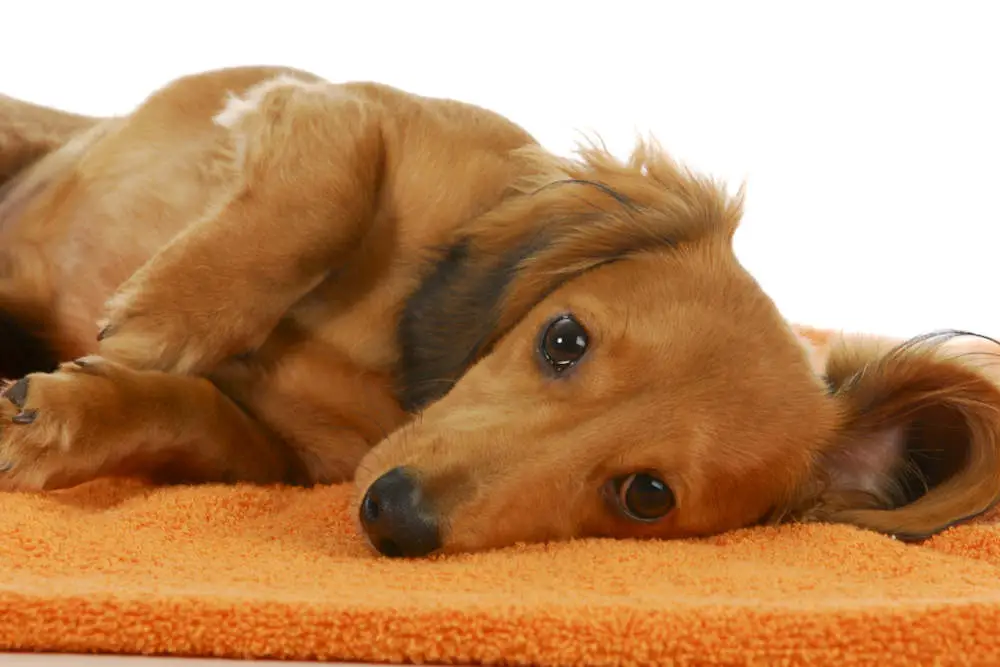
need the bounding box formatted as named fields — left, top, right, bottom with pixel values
left=2, top=67, right=999, bottom=557
left=1, top=66, right=542, bottom=487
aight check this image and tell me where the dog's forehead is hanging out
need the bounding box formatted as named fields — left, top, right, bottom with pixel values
left=540, top=257, right=818, bottom=401
left=398, top=191, right=750, bottom=413
left=559, top=249, right=778, bottom=330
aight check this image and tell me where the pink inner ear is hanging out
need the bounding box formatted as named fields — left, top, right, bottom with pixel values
left=827, top=424, right=908, bottom=497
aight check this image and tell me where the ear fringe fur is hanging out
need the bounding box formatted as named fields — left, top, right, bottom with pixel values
left=460, top=135, right=750, bottom=347
left=510, top=134, right=744, bottom=234
left=796, top=330, right=1000, bottom=540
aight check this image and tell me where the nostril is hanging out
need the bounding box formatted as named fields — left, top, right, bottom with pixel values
left=377, top=539, right=403, bottom=559
left=360, top=491, right=380, bottom=522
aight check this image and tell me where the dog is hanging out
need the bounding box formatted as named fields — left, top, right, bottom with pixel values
left=1, top=66, right=999, bottom=558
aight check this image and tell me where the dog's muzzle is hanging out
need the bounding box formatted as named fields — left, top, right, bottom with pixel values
left=359, top=466, right=441, bottom=558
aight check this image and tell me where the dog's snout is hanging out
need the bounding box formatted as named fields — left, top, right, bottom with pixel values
left=359, top=466, right=441, bottom=558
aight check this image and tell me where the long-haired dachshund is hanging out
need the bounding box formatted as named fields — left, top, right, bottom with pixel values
left=2, top=66, right=999, bottom=558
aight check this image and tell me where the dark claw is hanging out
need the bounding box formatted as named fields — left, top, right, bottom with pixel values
left=2, top=378, right=28, bottom=407
left=0, top=462, right=12, bottom=473
left=11, top=409, right=37, bottom=425
left=97, top=325, right=112, bottom=341
left=73, top=358, right=89, bottom=367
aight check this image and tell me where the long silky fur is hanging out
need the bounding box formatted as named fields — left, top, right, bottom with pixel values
left=792, top=330, right=1000, bottom=540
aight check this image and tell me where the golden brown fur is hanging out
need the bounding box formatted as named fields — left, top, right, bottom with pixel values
left=1, top=66, right=999, bottom=557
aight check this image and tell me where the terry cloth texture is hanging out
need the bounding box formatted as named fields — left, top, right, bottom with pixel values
left=1, top=478, right=1000, bottom=666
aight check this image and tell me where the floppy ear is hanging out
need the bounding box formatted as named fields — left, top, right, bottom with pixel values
left=799, top=331, right=1000, bottom=540
left=398, top=139, right=740, bottom=413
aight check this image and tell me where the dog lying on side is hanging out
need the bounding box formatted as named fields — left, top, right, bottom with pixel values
left=1, top=66, right=999, bottom=558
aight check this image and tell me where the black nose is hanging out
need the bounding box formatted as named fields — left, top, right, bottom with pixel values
left=359, top=466, right=441, bottom=558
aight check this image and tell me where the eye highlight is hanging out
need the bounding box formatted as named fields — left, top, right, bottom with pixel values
left=606, top=472, right=675, bottom=523
left=539, top=314, right=589, bottom=373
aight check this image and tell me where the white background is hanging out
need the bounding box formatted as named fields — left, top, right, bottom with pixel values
left=3, top=1, right=997, bottom=339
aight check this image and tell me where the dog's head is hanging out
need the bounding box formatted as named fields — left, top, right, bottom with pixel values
left=354, top=141, right=1000, bottom=557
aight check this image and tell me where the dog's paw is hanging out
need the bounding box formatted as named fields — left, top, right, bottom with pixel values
left=98, top=286, right=253, bottom=375
left=97, top=285, right=200, bottom=373
left=0, top=357, right=124, bottom=491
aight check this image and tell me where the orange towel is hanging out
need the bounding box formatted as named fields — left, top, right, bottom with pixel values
left=1, top=477, right=1000, bottom=666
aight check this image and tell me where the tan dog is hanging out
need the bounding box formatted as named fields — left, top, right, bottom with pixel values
left=1, top=66, right=999, bottom=557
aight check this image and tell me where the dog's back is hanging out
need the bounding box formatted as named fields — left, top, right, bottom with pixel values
left=0, top=93, right=97, bottom=191
left=0, top=94, right=101, bottom=377
left=0, top=67, right=539, bottom=383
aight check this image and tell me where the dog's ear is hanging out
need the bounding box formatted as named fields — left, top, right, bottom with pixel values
left=796, top=331, right=1000, bottom=540
left=398, top=139, right=741, bottom=413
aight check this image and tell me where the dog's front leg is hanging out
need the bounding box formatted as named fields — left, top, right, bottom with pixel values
left=98, top=77, right=384, bottom=374
left=0, top=356, right=301, bottom=491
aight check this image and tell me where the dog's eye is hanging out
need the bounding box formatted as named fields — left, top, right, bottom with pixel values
left=540, top=315, right=589, bottom=372
left=610, top=472, right=675, bottom=522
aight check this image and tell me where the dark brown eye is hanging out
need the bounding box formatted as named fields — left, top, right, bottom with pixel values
left=540, top=315, right=589, bottom=372
left=612, top=473, right=675, bottom=522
